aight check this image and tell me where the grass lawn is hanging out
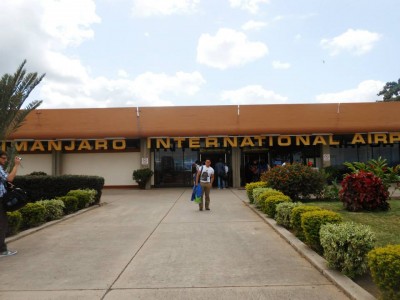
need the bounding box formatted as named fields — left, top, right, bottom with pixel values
left=306, top=199, right=400, bottom=247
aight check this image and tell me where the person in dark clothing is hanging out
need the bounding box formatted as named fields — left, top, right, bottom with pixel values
left=0, top=151, right=21, bottom=257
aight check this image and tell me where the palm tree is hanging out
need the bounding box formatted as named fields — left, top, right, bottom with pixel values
left=0, top=60, right=45, bottom=170
left=0, top=60, right=45, bottom=140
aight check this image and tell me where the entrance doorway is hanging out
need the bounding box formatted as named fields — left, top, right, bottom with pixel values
left=200, top=150, right=231, bottom=187
left=241, top=151, right=269, bottom=186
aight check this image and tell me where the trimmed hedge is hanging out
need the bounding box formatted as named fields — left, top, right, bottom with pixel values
left=320, top=222, right=375, bottom=278
left=301, top=210, right=342, bottom=253
left=368, top=244, right=400, bottom=300
left=36, top=199, right=65, bottom=221
left=58, top=196, right=79, bottom=214
left=252, top=187, right=271, bottom=208
left=257, top=189, right=283, bottom=211
left=264, top=194, right=291, bottom=218
left=19, top=202, right=47, bottom=229
left=245, top=181, right=269, bottom=203
left=13, top=175, right=104, bottom=204
left=275, top=202, right=304, bottom=229
left=290, top=205, right=322, bottom=240
left=67, top=190, right=92, bottom=209
left=6, top=211, right=22, bottom=236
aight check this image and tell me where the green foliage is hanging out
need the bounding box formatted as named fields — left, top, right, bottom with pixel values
left=67, top=190, right=92, bottom=209
left=19, top=202, right=46, bottom=229
left=290, top=205, right=322, bottom=240
left=245, top=181, right=268, bottom=203
left=29, top=171, right=48, bottom=176
left=35, top=199, right=65, bottom=221
left=6, top=211, right=22, bottom=236
left=13, top=175, right=104, bottom=204
left=377, top=78, right=400, bottom=101
left=252, top=187, right=271, bottom=208
left=320, top=222, right=375, bottom=278
left=275, top=202, right=304, bottom=229
left=344, top=156, right=400, bottom=188
left=261, top=163, right=325, bottom=200
left=133, top=168, right=154, bottom=188
left=322, top=180, right=340, bottom=201
left=58, top=196, right=79, bottom=214
left=368, top=244, right=400, bottom=300
left=256, top=189, right=283, bottom=211
left=340, top=171, right=389, bottom=211
left=0, top=60, right=44, bottom=140
left=264, top=194, right=291, bottom=218
left=301, top=210, right=342, bottom=253
left=323, top=165, right=348, bottom=184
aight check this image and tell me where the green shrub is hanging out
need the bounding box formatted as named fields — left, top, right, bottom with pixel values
left=19, top=202, right=47, bottom=229
left=321, top=180, right=340, bottom=201
left=245, top=181, right=268, bottom=203
left=252, top=187, right=271, bottom=208
left=291, top=205, right=322, bottom=240
left=67, top=190, right=92, bottom=209
left=6, top=211, right=22, bottom=236
left=261, top=163, right=325, bottom=200
left=320, top=222, right=375, bottom=278
left=275, top=202, right=304, bottom=229
left=368, top=244, right=400, bottom=300
left=340, top=171, right=389, bottom=212
left=257, top=189, right=283, bottom=211
left=264, top=194, right=291, bottom=218
left=13, top=175, right=104, bottom=204
left=36, top=199, right=65, bottom=221
left=83, top=189, right=97, bottom=205
left=301, top=210, right=343, bottom=253
left=58, top=196, right=79, bottom=214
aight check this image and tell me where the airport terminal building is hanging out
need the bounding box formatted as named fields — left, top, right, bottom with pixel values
left=5, top=102, right=400, bottom=188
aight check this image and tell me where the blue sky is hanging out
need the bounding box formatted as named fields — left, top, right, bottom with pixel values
left=0, top=0, right=399, bottom=108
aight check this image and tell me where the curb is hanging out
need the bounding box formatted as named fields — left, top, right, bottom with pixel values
left=6, top=202, right=107, bottom=244
left=244, top=201, right=376, bottom=300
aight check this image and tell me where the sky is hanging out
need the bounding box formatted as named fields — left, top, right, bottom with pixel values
left=0, top=0, right=399, bottom=109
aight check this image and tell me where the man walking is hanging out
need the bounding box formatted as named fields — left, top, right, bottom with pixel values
left=0, top=152, right=21, bottom=257
left=195, top=159, right=214, bottom=211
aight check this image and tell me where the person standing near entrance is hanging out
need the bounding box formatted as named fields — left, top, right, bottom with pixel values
left=0, top=152, right=22, bottom=257
left=195, top=159, right=214, bottom=211
left=214, top=158, right=226, bottom=189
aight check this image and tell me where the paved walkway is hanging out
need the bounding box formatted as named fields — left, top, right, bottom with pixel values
left=0, top=188, right=360, bottom=300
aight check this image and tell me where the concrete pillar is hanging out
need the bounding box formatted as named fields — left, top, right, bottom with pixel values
left=321, top=145, right=331, bottom=168
left=231, top=147, right=241, bottom=188
left=51, top=151, right=61, bottom=176
left=140, top=138, right=152, bottom=189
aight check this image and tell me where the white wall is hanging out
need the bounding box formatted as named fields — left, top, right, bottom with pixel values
left=61, top=152, right=141, bottom=186
left=17, top=154, right=53, bottom=175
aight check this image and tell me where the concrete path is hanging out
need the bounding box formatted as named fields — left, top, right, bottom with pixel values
left=0, top=188, right=351, bottom=300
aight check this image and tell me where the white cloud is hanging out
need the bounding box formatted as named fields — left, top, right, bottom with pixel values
left=316, top=80, right=385, bottom=103
left=40, top=0, right=100, bottom=47
left=197, top=28, right=268, bottom=70
left=241, top=20, right=267, bottom=31
left=272, top=60, right=291, bottom=70
left=40, top=71, right=206, bottom=108
left=320, top=29, right=381, bottom=56
left=132, top=0, right=200, bottom=17
left=229, top=0, right=270, bottom=14
left=221, top=85, right=287, bottom=104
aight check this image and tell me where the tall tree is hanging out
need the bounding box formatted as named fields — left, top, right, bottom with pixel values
left=377, top=78, right=400, bottom=101
left=0, top=60, right=45, bottom=140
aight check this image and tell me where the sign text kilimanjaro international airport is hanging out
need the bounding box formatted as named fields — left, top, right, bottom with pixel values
left=147, top=133, right=400, bottom=149
left=1, top=139, right=126, bottom=152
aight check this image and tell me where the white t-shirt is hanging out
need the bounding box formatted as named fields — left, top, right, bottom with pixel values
left=199, top=166, right=214, bottom=183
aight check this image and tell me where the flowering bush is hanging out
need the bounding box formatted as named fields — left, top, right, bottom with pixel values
left=339, top=171, right=390, bottom=212
left=261, top=163, right=325, bottom=200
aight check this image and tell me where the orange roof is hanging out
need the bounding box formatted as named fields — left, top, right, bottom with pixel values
left=10, top=102, right=400, bottom=140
